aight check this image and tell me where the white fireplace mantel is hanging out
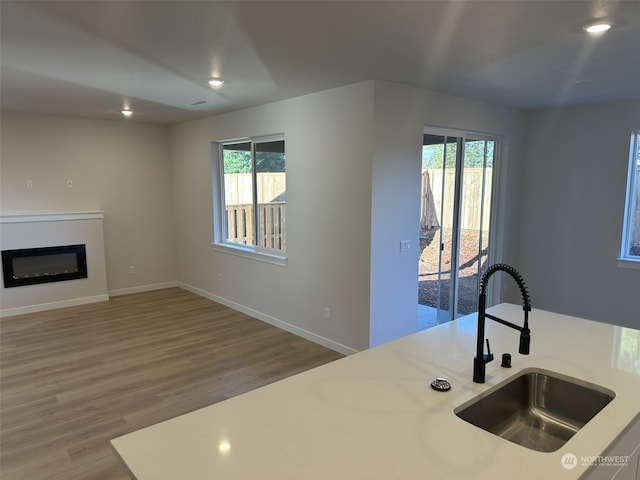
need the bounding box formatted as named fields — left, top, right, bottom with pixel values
left=0, top=211, right=104, bottom=224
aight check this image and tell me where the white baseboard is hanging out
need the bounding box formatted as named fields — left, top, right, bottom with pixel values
left=1, top=280, right=359, bottom=356
left=0, top=294, right=110, bottom=317
left=177, top=282, right=358, bottom=356
left=1, top=282, right=178, bottom=317
left=108, top=281, right=179, bottom=297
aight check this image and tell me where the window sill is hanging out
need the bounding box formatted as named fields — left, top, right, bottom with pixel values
left=212, top=242, right=287, bottom=267
left=617, top=257, right=640, bottom=270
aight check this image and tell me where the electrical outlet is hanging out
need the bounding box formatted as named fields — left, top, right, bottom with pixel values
left=400, top=240, right=411, bottom=252
left=324, top=307, right=331, bottom=320
left=217, top=273, right=222, bottom=282
left=26, top=180, right=33, bottom=189
left=67, top=179, right=73, bottom=189
left=129, top=266, right=135, bottom=274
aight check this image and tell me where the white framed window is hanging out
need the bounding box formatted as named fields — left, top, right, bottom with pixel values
left=619, top=131, right=640, bottom=269
left=213, top=135, right=286, bottom=265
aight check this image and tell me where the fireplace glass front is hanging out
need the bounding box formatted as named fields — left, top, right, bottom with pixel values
left=2, top=244, right=87, bottom=288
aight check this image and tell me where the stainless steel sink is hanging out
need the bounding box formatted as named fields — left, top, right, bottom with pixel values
left=454, top=368, right=615, bottom=452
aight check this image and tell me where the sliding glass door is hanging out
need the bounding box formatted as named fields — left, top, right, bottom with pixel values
left=418, top=129, right=496, bottom=328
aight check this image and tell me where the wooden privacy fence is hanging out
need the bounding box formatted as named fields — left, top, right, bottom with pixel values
left=421, top=167, right=493, bottom=232
left=226, top=202, right=286, bottom=250
left=224, top=173, right=286, bottom=204
left=224, top=173, right=286, bottom=250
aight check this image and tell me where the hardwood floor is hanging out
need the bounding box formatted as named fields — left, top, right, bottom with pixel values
left=0, top=288, right=344, bottom=479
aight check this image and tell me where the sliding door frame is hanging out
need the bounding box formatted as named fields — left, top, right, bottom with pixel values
left=423, top=125, right=502, bottom=320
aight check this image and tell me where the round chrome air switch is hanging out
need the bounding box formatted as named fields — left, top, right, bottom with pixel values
left=430, top=377, right=452, bottom=391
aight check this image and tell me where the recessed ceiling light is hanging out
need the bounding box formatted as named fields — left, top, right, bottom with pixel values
left=583, top=22, right=612, bottom=33
left=208, top=78, right=225, bottom=87
left=121, top=109, right=134, bottom=117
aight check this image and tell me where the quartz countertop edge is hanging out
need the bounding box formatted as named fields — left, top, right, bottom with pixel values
left=111, top=304, right=640, bottom=479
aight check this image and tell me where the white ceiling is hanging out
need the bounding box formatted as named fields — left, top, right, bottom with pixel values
left=1, top=0, right=639, bottom=125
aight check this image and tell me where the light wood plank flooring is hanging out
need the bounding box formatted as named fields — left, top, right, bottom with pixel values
left=0, top=288, right=344, bottom=479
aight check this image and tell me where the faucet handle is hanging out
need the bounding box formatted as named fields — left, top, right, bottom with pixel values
left=485, top=339, right=494, bottom=363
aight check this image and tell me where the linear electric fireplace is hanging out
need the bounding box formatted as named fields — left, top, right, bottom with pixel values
left=2, top=244, right=88, bottom=288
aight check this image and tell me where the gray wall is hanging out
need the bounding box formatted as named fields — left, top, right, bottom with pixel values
left=0, top=112, right=176, bottom=294
left=170, top=80, right=526, bottom=351
left=3, top=86, right=635, bottom=352
left=517, top=100, right=640, bottom=329
left=170, top=82, right=375, bottom=353
left=369, top=81, right=525, bottom=346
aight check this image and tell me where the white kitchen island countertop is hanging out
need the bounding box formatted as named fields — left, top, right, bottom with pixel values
left=111, top=304, right=640, bottom=479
